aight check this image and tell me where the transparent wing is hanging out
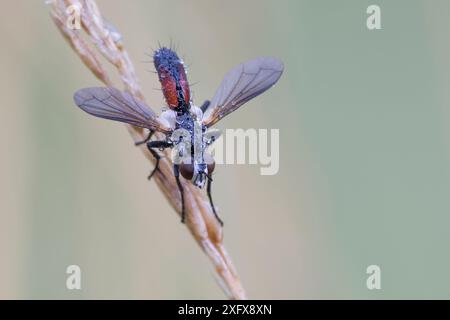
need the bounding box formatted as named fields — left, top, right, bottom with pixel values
left=202, top=57, right=283, bottom=127
left=73, top=87, right=172, bottom=133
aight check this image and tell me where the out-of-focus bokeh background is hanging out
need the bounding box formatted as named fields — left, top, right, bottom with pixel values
left=2, top=0, right=450, bottom=299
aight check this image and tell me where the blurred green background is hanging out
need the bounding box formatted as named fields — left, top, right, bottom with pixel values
left=1, top=0, right=450, bottom=299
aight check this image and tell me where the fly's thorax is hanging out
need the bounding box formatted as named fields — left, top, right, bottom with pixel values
left=175, top=112, right=194, bottom=132
left=170, top=112, right=196, bottom=166
left=174, top=111, right=206, bottom=150
left=177, top=117, right=213, bottom=188
left=172, top=107, right=214, bottom=188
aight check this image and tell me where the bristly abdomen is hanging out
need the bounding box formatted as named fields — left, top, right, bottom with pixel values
left=153, top=47, right=190, bottom=112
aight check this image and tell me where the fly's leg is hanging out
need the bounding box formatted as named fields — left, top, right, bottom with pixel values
left=173, top=164, right=186, bottom=223
left=146, top=140, right=173, bottom=180
left=206, top=175, right=223, bottom=226
left=135, top=130, right=153, bottom=146
left=200, top=100, right=211, bottom=113
left=146, top=148, right=161, bottom=180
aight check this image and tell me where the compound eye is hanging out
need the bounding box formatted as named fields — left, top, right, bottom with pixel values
left=204, top=153, right=215, bottom=174
left=180, top=162, right=194, bottom=180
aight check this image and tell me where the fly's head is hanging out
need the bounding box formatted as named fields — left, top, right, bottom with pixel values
left=153, top=47, right=190, bottom=114
left=180, top=153, right=215, bottom=189
left=192, top=163, right=208, bottom=188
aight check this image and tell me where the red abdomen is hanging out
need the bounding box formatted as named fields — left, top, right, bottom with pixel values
left=153, top=47, right=190, bottom=111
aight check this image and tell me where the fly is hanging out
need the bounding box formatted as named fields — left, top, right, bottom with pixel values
left=74, top=47, right=283, bottom=225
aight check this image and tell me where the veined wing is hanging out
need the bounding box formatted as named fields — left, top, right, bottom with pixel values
left=74, top=87, right=172, bottom=133
left=202, top=57, right=283, bottom=127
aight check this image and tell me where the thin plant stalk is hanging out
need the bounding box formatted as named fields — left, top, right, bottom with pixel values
left=48, top=0, right=246, bottom=299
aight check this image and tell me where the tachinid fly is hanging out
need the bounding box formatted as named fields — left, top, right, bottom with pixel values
left=74, top=47, right=284, bottom=225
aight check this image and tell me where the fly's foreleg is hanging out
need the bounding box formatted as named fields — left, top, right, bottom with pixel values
left=135, top=130, right=154, bottom=146
left=173, top=164, right=186, bottom=223
left=146, top=140, right=173, bottom=180
left=206, top=175, right=223, bottom=226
